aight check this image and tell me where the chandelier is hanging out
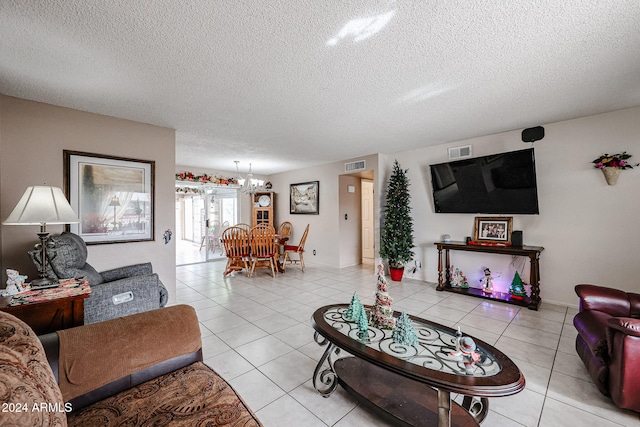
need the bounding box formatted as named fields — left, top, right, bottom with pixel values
left=234, top=161, right=261, bottom=194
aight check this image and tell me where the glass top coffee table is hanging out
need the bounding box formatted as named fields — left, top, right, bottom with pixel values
left=311, top=304, right=525, bottom=427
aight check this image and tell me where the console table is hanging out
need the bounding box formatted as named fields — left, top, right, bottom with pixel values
left=434, top=241, right=544, bottom=310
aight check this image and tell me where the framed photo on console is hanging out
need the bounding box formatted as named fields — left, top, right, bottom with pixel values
left=474, top=217, right=513, bottom=244
left=64, top=150, right=154, bottom=244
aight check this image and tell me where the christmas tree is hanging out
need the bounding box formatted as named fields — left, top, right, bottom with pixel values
left=371, top=261, right=396, bottom=329
left=380, top=160, right=415, bottom=273
left=356, top=304, right=369, bottom=341
left=392, top=312, right=418, bottom=346
left=509, top=271, right=527, bottom=299
left=345, top=292, right=363, bottom=322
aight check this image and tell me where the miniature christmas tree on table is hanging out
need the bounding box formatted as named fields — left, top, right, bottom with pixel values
left=449, top=266, right=469, bottom=288
left=371, top=261, right=396, bottom=329
left=509, top=271, right=527, bottom=299
left=356, top=303, right=369, bottom=341
left=345, top=291, right=363, bottom=322
left=392, top=311, right=418, bottom=346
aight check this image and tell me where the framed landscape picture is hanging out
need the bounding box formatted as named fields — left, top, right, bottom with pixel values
left=473, top=217, right=513, bottom=244
left=64, top=150, right=154, bottom=244
left=290, top=181, right=319, bottom=214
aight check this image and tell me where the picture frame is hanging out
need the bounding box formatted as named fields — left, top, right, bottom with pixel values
left=290, top=181, right=319, bottom=214
left=64, top=150, right=155, bottom=244
left=473, top=216, right=513, bottom=244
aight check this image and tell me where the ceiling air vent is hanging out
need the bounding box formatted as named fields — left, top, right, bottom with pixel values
left=345, top=160, right=366, bottom=172
left=448, top=145, right=472, bottom=160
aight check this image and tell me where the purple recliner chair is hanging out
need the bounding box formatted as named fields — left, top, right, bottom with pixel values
left=573, top=284, right=640, bottom=412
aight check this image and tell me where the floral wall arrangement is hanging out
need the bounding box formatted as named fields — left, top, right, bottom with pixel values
left=592, top=152, right=638, bottom=185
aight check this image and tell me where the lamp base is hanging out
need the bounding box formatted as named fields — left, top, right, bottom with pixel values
left=30, top=277, right=59, bottom=290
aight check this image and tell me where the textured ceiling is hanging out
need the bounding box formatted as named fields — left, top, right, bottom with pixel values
left=1, top=1, right=640, bottom=175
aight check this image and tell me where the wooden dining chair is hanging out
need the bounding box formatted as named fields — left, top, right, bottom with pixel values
left=283, top=224, right=309, bottom=272
left=221, top=226, right=250, bottom=276
left=277, top=221, right=293, bottom=239
left=235, top=223, right=251, bottom=232
left=248, top=224, right=278, bottom=278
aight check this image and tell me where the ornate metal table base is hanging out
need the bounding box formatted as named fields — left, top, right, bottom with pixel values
left=312, top=331, right=342, bottom=397
left=462, top=396, right=489, bottom=423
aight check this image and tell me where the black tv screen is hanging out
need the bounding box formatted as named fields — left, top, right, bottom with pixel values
left=430, top=148, right=539, bottom=214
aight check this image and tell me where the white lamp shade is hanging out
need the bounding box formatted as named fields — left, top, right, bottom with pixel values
left=3, top=186, right=80, bottom=225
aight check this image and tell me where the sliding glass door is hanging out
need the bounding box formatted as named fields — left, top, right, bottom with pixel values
left=175, top=186, right=239, bottom=265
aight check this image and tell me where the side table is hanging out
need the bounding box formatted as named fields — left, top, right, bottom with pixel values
left=0, top=279, right=91, bottom=335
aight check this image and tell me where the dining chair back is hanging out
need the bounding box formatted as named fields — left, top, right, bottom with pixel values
left=249, top=225, right=278, bottom=277
left=235, top=223, right=251, bottom=232
left=221, top=226, right=250, bottom=276
left=283, top=224, right=309, bottom=272
left=277, top=221, right=293, bottom=239
left=200, top=220, right=221, bottom=252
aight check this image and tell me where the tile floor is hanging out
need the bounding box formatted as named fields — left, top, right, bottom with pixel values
left=172, top=261, right=640, bottom=427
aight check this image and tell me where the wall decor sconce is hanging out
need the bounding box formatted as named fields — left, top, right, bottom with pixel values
left=592, top=151, right=638, bottom=186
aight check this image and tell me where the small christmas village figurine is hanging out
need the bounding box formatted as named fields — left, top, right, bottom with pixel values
left=449, top=326, right=481, bottom=374
left=370, top=261, right=396, bottom=329
left=392, top=311, right=418, bottom=346
left=449, top=266, right=469, bottom=288
left=509, top=271, right=528, bottom=299
left=480, top=267, right=493, bottom=294
left=3, top=269, right=29, bottom=295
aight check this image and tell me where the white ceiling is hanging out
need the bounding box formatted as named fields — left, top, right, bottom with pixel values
left=2, top=1, right=640, bottom=175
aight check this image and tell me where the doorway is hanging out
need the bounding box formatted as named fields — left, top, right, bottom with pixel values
left=338, top=170, right=375, bottom=267
left=361, top=179, right=375, bottom=264
left=175, top=187, right=239, bottom=265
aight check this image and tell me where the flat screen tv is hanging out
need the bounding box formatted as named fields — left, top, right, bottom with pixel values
left=430, top=148, right=539, bottom=214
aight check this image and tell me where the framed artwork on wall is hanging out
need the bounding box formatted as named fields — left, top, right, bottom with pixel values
left=290, top=181, right=319, bottom=214
left=64, top=150, right=155, bottom=244
left=473, top=216, right=513, bottom=244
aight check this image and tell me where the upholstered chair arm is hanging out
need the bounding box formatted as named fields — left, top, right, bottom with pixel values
left=53, top=305, right=202, bottom=408
left=84, top=273, right=163, bottom=324
left=99, top=262, right=153, bottom=282
left=575, top=284, right=632, bottom=317
left=607, top=317, right=640, bottom=338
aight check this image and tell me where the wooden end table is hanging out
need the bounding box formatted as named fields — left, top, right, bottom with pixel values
left=0, top=279, right=90, bottom=335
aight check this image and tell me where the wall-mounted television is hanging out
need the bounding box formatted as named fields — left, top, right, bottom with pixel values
left=430, top=148, right=539, bottom=214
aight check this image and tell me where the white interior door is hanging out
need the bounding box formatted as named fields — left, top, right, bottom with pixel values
left=361, top=179, right=375, bottom=261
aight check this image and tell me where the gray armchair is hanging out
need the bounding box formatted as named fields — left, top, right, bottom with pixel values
left=29, top=232, right=168, bottom=324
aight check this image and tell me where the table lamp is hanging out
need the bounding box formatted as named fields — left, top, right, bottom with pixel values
left=3, top=186, right=80, bottom=288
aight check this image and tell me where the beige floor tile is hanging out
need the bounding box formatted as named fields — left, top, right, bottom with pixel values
left=175, top=262, right=635, bottom=427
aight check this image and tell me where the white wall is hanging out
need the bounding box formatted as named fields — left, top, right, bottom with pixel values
left=338, top=175, right=362, bottom=267
left=390, top=106, right=640, bottom=307
left=0, top=96, right=177, bottom=302
left=269, top=153, right=380, bottom=268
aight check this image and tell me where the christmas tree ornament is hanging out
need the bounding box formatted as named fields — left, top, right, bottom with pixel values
left=480, top=267, right=493, bottom=294
left=345, top=291, right=363, bottom=321
left=356, top=304, right=369, bottom=341
left=509, top=271, right=527, bottom=299
left=371, top=261, right=396, bottom=329
left=392, top=312, right=418, bottom=346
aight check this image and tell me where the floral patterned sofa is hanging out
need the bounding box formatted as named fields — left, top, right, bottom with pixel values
left=0, top=304, right=262, bottom=426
